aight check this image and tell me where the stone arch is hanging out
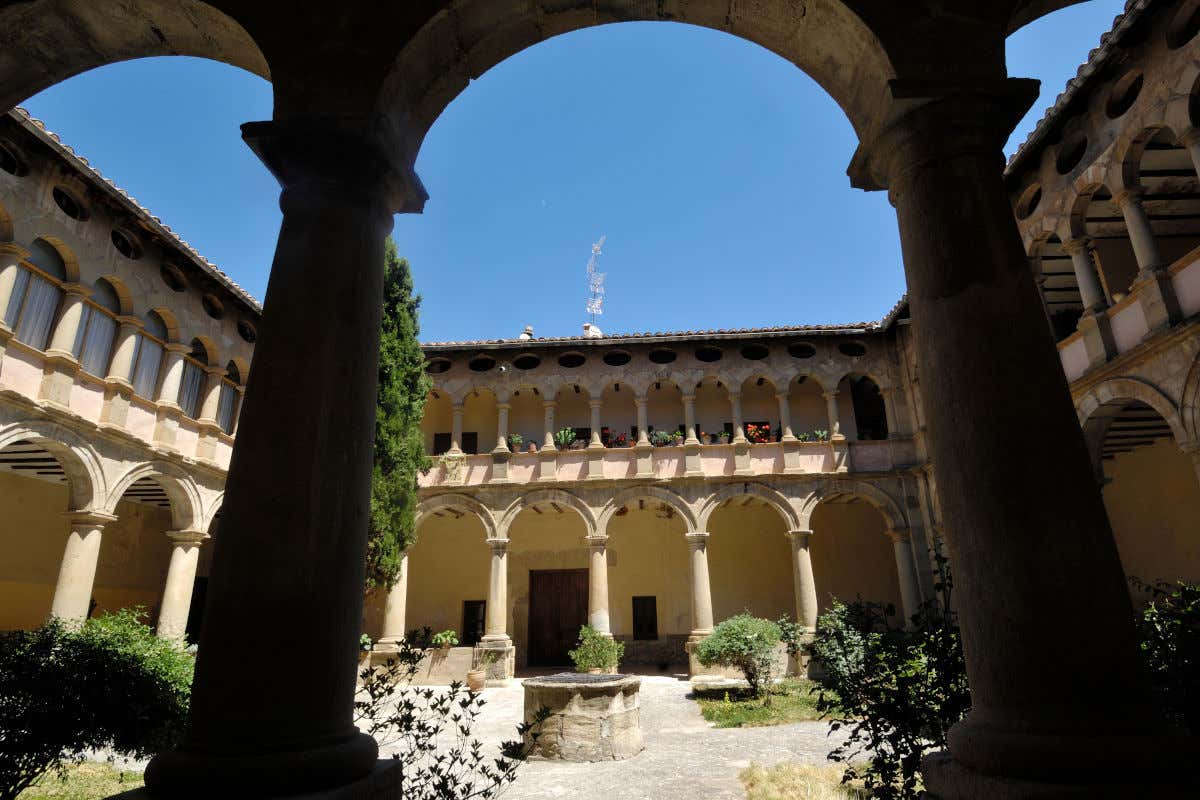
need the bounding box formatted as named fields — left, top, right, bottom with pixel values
left=0, top=419, right=105, bottom=510
left=105, top=461, right=202, bottom=532
left=189, top=335, right=220, bottom=367
left=1067, top=182, right=1110, bottom=241
left=1181, top=352, right=1200, bottom=446
left=226, top=356, right=251, bottom=386
left=0, top=1, right=269, bottom=113
left=96, top=274, right=134, bottom=316
left=598, top=485, right=697, bottom=535
left=696, top=482, right=799, bottom=532
left=415, top=493, right=498, bottom=540
left=203, top=492, right=224, bottom=533
left=31, top=235, right=80, bottom=283
left=1076, top=377, right=1189, bottom=469
left=499, top=489, right=596, bottom=538
left=375, top=1, right=897, bottom=167
left=800, top=478, right=906, bottom=532
left=1118, top=124, right=1184, bottom=193
left=0, top=198, right=12, bottom=242
left=148, top=307, right=181, bottom=343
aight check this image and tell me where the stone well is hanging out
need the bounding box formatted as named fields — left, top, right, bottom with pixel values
left=523, top=673, right=643, bottom=761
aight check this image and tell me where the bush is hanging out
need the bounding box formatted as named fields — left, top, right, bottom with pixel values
left=568, top=625, right=624, bottom=672
left=813, top=545, right=969, bottom=800
left=1134, top=578, right=1200, bottom=734
left=0, top=609, right=193, bottom=800
left=695, top=614, right=782, bottom=701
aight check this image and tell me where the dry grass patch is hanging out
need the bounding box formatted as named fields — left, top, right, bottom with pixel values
left=740, top=762, right=867, bottom=800
left=18, top=761, right=143, bottom=799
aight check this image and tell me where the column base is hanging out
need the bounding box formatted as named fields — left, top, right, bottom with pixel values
left=480, top=635, right=515, bottom=685
left=922, top=749, right=1199, bottom=799
left=114, top=756, right=400, bottom=800
left=143, top=731, right=379, bottom=799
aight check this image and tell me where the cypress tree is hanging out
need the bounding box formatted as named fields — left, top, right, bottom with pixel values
left=366, top=238, right=431, bottom=589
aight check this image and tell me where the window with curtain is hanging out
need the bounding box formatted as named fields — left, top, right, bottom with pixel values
left=3, top=268, right=62, bottom=350
left=178, top=360, right=204, bottom=418
left=129, top=311, right=167, bottom=399
left=216, top=381, right=238, bottom=433
left=71, top=279, right=120, bottom=376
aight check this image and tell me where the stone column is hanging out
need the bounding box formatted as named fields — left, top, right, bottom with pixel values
left=586, top=536, right=611, bottom=636
left=859, top=81, right=1191, bottom=796
left=682, top=393, right=699, bottom=445
left=1185, top=129, right=1200, bottom=181
left=538, top=398, right=558, bottom=481
left=1062, top=237, right=1106, bottom=312
left=449, top=401, right=464, bottom=454
left=634, top=395, right=650, bottom=445
left=823, top=389, right=843, bottom=440
left=145, top=120, right=427, bottom=797
left=685, top=532, right=714, bottom=639
left=633, top=393, right=653, bottom=478
left=729, top=391, right=746, bottom=443
left=197, top=366, right=225, bottom=424
left=588, top=398, right=603, bottom=447
left=376, top=551, right=408, bottom=648
left=483, top=538, right=510, bottom=644
left=879, top=387, right=899, bottom=438
left=786, top=529, right=818, bottom=633
left=99, top=315, right=142, bottom=429
left=495, top=402, right=510, bottom=452
left=542, top=398, right=557, bottom=451
left=1115, top=189, right=1180, bottom=333
left=39, top=283, right=88, bottom=408
left=886, top=529, right=921, bottom=627
left=776, top=390, right=795, bottom=441
left=156, top=530, right=208, bottom=642
left=49, top=510, right=115, bottom=626
left=152, top=343, right=191, bottom=451
left=1115, top=189, right=1162, bottom=275
left=0, top=244, right=30, bottom=322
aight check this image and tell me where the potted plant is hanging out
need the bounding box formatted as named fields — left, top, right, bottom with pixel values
left=431, top=629, right=458, bottom=651
left=358, top=633, right=373, bottom=668
left=568, top=625, right=625, bottom=674
left=649, top=430, right=673, bottom=447
left=507, top=432, right=523, bottom=452
left=554, top=426, right=576, bottom=450
left=608, top=432, right=629, bottom=448
left=467, top=649, right=499, bottom=691
left=717, top=431, right=731, bottom=445
left=528, top=441, right=538, bottom=453
left=797, top=431, right=810, bottom=443
left=813, top=429, right=830, bottom=442
left=670, top=430, right=684, bottom=447
left=569, top=437, right=586, bottom=450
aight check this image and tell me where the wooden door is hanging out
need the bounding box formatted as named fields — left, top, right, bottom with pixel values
left=527, top=569, right=588, bottom=667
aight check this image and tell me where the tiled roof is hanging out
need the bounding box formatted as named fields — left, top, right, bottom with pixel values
left=1006, top=0, right=1146, bottom=176
left=8, top=106, right=263, bottom=314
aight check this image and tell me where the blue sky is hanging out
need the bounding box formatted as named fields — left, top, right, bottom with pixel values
left=22, top=1, right=1125, bottom=343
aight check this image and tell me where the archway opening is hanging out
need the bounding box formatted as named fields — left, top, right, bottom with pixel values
left=1134, top=127, right=1200, bottom=265
left=847, top=375, right=889, bottom=441
left=600, top=381, right=636, bottom=448
left=507, top=386, right=542, bottom=453
left=461, top=387, right=497, bottom=455
left=1081, top=186, right=1139, bottom=303
left=788, top=375, right=826, bottom=439
left=1034, top=234, right=1084, bottom=340
left=95, top=474, right=177, bottom=623
left=708, top=498, right=793, bottom=624
left=605, top=497, right=690, bottom=673
left=809, top=497, right=903, bottom=618
left=420, top=388, right=453, bottom=456
left=694, top=377, right=730, bottom=445
left=402, top=507, right=489, bottom=647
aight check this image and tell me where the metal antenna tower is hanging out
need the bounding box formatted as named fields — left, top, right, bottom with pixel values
left=585, top=235, right=607, bottom=325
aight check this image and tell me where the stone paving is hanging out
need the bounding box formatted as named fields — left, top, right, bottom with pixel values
left=446, top=674, right=849, bottom=800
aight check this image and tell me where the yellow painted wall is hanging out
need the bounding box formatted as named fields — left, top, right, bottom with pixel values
left=600, top=385, right=637, bottom=440
left=788, top=379, right=826, bottom=435
left=695, top=382, right=730, bottom=439
left=507, top=508, right=589, bottom=667
left=1103, top=438, right=1200, bottom=597
left=463, top=390, right=497, bottom=453
left=404, top=512, right=490, bottom=638
left=708, top=502, right=795, bottom=623
left=509, top=389, right=542, bottom=450
left=740, top=378, right=777, bottom=426
left=646, top=382, right=683, bottom=433
left=809, top=501, right=902, bottom=614
left=555, top=386, right=590, bottom=433
left=606, top=504, right=691, bottom=638
left=0, top=470, right=173, bottom=630
left=422, top=392, right=452, bottom=453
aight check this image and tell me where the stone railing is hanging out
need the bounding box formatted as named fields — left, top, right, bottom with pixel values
left=417, top=438, right=908, bottom=488
left=1058, top=244, right=1200, bottom=383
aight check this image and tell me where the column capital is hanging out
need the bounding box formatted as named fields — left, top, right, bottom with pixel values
left=543, top=399, right=557, bottom=410
left=1061, top=237, right=1092, bottom=256
left=62, top=509, right=117, bottom=526
left=241, top=117, right=427, bottom=216
left=114, top=315, right=145, bottom=330
left=167, top=530, right=210, bottom=546
left=822, top=389, right=839, bottom=400
left=775, top=391, right=789, bottom=401
left=588, top=398, right=603, bottom=409
left=59, top=282, right=93, bottom=298
left=1112, top=187, right=1145, bottom=208
left=728, top=390, right=741, bottom=400
left=681, top=393, right=696, bottom=404
left=684, top=531, right=710, bottom=548
left=203, top=364, right=227, bottom=377
left=584, top=535, right=608, bottom=550
left=885, top=527, right=912, bottom=543
left=0, top=242, right=31, bottom=261
left=163, top=342, right=192, bottom=355
left=1181, top=128, right=1200, bottom=148
left=496, top=401, right=511, bottom=412
left=486, top=537, right=509, bottom=554
left=786, top=529, right=814, bottom=542
left=633, top=393, right=648, bottom=405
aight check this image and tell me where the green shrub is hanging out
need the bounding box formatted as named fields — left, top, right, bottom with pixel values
left=568, top=625, right=624, bottom=672
left=696, top=614, right=782, bottom=701
left=1134, top=578, right=1200, bottom=734
left=0, top=608, right=193, bottom=799
left=430, top=629, right=458, bottom=648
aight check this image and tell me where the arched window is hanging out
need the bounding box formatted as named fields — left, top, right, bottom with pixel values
left=3, top=239, right=66, bottom=350
left=72, top=279, right=119, bottom=376
left=178, top=339, right=208, bottom=418
left=216, top=361, right=242, bottom=434
left=129, top=311, right=167, bottom=399
left=849, top=376, right=889, bottom=441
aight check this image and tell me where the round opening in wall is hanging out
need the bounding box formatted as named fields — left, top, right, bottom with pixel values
left=740, top=344, right=769, bottom=361
left=110, top=228, right=141, bottom=259
left=1015, top=184, right=1042, bottom=220
left=558, top=352, right=586, bottom=368
left=838, top=341, right=867, bottom=358
left=160, top=263, right=187, bottom=292
left=513, top=353, right=541, bottom=370
left=0, top=142, right=21, bottom=175
left=695, top=346, right=723, bottom=363
left=787, top=342, right=816, bottom=359
left=237, top=319, right=257, bottom=343
left=1106, top=71, right=1143, bottom=119
left=468, top=355, right=496, bottom=372
left=202, top=293, right=225, bottom=320
left=648, top=348, right=677, bottom=364
left=1167, top=2, right=1200, bottom=48
left=1055, top=132, right=1088, bottom=175
left=426, top=358, right=451, bottom=374
left=52, top=186, right=86, bottom=220
left=603, top=350, right=631, bottom=367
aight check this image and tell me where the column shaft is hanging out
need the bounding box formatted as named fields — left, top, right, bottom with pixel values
left=823, top=390, right=842, bottom=440
left=1063, top=238, right=1106, bottom=311
left=543, top=399, right=557, bottom=451
left=787, top=530, right=818, bottom=633
left=450, top=402, right=464, bottom=454
left=887, top=530, right=921, bottom=626
left=46, top=286, right=88, bottom=356
left=634, top=396, right=650, bottom=445
left=496, top=402, right=510, bottom=452
left=49, top=511, right=114, bottom=626
left=1115, top=190, right=1162, bottom=276
left=105, top=317, right=143, bottom=382
left=777, top=391, right=795, bottom=441
left=484, top=539, right=509, bottom=640
left=586, top=537, right=610, bottom=635
left=378, top=552, right=409, bottom=645
left=197, top=367, right=225, bottom=424
left=589, top=399, right=603, bottom=446
left=682, top=393, right=698, bottom=444
left=157, top=531, right=207, bottom=642
left=156, top=344, right=190, bottom=405
left=730, top=392, right=746, bottom=443
left=685, top=532, right=714, bottom=637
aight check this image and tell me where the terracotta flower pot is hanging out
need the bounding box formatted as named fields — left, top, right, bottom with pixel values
left=467, top=668, right=487, bottom=691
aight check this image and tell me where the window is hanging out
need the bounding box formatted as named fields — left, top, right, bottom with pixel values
left=462, top=600, right=486, bottom=647
left=572, top=427, right=591, bottom=444
left=462, top=432, right=479, bottom=455
left=432, top=432, right=452, bottom=455
left=72, top=279, right=120, bottom=376
left=216, top=362, right=242, bottom=434
left=178, top=341, right=208, bottom=418
left=129, top=312, right=167, bottom=399
left=632, top=596, right=658, bottom=640
left=4, top=268, right=61, bottom=350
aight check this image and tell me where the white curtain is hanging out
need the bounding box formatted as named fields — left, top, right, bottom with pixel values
left=74, top=306, right=117, bottom=376
left=130, top=335, right=163, bottom=399
left=216, top=382, right=238, bottom=433
left=178, top=360, right=205, bottom=418
left=2, top=268, right=29, bottom=327
left=11, top=270, right=61, bottom=351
